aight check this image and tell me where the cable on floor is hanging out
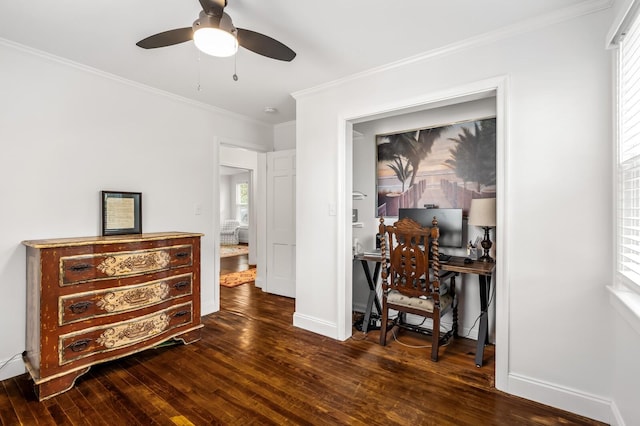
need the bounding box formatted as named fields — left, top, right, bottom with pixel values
left=391, top=326, right=453, bottom=349
left=462, top=274, right=497, bottom=338
left=0, top=352, right=23, bottom=372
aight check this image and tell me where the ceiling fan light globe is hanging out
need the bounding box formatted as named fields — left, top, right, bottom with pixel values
left=193, top=27, right=238, bottom=57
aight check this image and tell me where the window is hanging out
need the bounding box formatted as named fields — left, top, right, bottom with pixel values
left=612, top=2, right=640, bottom=333
left=236, top=182, right=249, bottom=225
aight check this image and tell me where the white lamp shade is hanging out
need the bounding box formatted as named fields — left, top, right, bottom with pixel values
left=193, top=27, right=238, bottom=57
left=468, top=198, right=496, bottom=227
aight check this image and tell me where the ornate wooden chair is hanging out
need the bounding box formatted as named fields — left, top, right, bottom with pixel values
left=378, top=216, right=457, bottom=361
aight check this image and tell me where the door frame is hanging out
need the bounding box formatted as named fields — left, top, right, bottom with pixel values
left=217, top=143, right=267, bottom=293
left=339, top=76, right=509, bottom=390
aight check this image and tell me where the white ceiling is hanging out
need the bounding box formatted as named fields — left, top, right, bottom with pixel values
left=0, top=0, right=595, bottom=125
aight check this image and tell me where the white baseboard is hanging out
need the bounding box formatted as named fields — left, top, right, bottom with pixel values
left=292, top=312, right=339, bottom=339
left=255, top=276, right=264, bottom=289
left=201, top=300, right=218, bottom=317
left=0, top=354, right=26, bottom=381
left=610, top=400, right=626, bottom=426
left=508, top=372, right=615, bottom=424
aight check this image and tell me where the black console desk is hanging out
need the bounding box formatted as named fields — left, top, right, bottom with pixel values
left=353, top=253, right=495, bottom=367
left=353, top=252, right=384, bottom=334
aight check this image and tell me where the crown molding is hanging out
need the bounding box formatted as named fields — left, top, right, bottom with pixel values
left=607, top=0, right=639, bottom=47
left=0, top=37, right=272, bottom=128
left=273, top=120, right=296, bottom=129
left=293, top=0, right=612, bottom=100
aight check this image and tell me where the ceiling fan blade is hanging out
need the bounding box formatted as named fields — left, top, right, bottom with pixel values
left=198, top=0, right=226, bottom=16
left=136, top=27, right=193, bottom=49
left=237, top=28, right=296, bottom=62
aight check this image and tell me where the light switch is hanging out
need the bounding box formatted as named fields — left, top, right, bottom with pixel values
left=329, top=203, right=337, bottom=216
left=194, top=203, right=202, bottom=215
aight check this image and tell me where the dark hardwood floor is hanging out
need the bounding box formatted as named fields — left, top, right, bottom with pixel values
left=220, top=252, right=252, bottom=276
left=0, top=271, right=604, bottom=425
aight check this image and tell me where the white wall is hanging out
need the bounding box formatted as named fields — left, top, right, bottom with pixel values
left=274, top=120, right=296, bottom=150
left=351, top=98, right=497, bottom=340
left=294, top=7, right=617, bottom=424
left=0, top=41, right=272, bottom=380
left=219, top=174, right=232, bottom=221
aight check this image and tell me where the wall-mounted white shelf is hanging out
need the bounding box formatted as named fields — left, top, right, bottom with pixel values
left=352, top=191, right=367, bottom=200
left=352, top=222, right=364, bottom=228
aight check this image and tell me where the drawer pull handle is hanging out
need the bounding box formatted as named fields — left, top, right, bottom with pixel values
left=174, top=310, right=190, bottom=318
left=173, top=281, right=189, bottom=290
left=69, top=264, right=92, bottom=272
left=67, top=339, right=91, bottom=352
left=175, top=252, right=190, bottom=259
left=69, top=301, right=92, bottom=314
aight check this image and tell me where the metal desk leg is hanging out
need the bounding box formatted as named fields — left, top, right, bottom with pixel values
left=360, top=260, right=382, bottom=333
left=475, top=274, right=491, bottom=367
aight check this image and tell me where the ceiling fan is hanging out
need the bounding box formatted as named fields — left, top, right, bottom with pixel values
left=136, top=0, right=296, bottom=61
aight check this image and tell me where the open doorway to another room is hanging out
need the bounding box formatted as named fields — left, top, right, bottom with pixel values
left=219, top=165, right=256, bottom=288
left=349, top=92, right=499, bottom=375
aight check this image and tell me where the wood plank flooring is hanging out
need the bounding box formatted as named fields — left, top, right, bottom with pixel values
left=220, top=252, right=252, bottom=276
left=1, top=271, right=604, bottom=425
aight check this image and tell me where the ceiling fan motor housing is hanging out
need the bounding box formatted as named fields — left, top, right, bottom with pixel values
left=193, top=11, right=236, bottom=36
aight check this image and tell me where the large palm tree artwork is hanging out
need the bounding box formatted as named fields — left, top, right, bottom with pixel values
left=378, top=127, right=447, bottom=189
left=445, top=118, right=496, bottom=192
left=376, top=117, right=496, bottom=217
left=377, top=127, right=447, bottom=215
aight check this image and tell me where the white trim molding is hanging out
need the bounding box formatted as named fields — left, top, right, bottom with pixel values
left=508, top=373, right=615, bottom=424
left=608, top=285, right=640, bottom=336
left=293, top=312, right=338, bottom=338
left=337, top=75, right=510, bottom=391
left=607, top=0, right=639, bottom=47
left=0, top=37, right=270, bottom=127
left=293, top=0, right=611, bottom=100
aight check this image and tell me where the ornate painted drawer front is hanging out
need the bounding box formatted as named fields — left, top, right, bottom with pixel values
left=60, top=244, right=193, bottom=285
left=58, top=273, right=193, bottom=325
left=22, top=232, right=202, bottom=401
left=58, top=302, right=193, bottom=364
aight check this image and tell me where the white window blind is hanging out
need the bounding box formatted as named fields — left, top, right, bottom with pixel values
left=618, top=8, right=640, bottom=289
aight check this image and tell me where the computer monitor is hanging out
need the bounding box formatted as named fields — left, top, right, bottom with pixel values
left=398, top=208, right=464, bottom=248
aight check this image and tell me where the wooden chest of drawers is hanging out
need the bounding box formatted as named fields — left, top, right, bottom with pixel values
left=22, top=232, right=203, bottom=401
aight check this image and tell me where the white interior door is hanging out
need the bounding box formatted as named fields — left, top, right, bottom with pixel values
left=265, top=150, right=296, bottom=298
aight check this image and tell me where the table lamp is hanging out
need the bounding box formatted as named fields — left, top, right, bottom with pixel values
left=468, top=198, right=496, bottom=263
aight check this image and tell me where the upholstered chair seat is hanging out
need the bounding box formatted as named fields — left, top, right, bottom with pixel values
left=220, top=219, right=240, bottom=245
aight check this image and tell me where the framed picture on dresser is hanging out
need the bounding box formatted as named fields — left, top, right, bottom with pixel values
left=101, top=190, right=142, bottom=235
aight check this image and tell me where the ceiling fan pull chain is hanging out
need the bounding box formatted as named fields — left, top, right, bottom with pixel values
left=233, top=52, right=238, bottom=81
left=197, top=53, right=202, bottom=91
left=197, top=51, right=202, bottom=91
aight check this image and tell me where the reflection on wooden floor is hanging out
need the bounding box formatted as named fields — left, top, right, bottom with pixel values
left=0, top=268, right=604, bottom=425
left=220, top=252, right=252, bottom=276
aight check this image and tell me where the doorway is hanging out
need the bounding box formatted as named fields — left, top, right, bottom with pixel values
left=343, top=78, right=507, bottom=389
left=219, top=165, right=256, bottom=289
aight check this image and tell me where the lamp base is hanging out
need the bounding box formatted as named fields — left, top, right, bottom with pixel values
left=479, top=226, right=494, bottom=263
